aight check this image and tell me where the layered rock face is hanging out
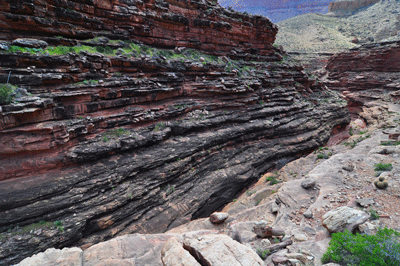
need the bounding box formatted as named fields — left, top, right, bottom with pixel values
left=0, top=0, right=349, bottom=264
left=0, top=0, right=277, bottom=55
left=323, top=40, right=400, bottom=119
left=328, top=0, right=380, bottom=16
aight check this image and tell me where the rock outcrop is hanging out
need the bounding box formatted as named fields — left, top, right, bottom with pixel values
left=0, top=0, right=350, bottom=264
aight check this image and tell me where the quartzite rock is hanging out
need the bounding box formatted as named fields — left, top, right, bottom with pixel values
left=17, top=247, right=83, bottom=266
left=322, top=206, right=370, bottom=233
left=161, top=238, right=201, bottom=266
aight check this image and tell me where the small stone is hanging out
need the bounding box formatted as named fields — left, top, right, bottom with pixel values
left=293, top=232, right=308, bottom=242
left=288, top=258, right=302, bottom=266
left=253, top=221, right=272, bottom=238
left=260, top=238, right=271, bottom=247
left=303, top=210, right=313, bottom=219
left=356, top=198, right=375, bottom=207
left=199, top=57, right=205, bottom=62
left=271, top=202, right=279, bottom=213
left=209, top=212, right=229, bottom=224
left=301, top=178, right=316, bottom=189
left=342, top=165, right=354, bottom=172
left=285, top=253, right=309, bottom=264
left=272, top=255, right=289, bottom=264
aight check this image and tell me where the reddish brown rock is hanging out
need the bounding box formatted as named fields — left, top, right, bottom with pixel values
left=0, top=0, right=278, bottom=56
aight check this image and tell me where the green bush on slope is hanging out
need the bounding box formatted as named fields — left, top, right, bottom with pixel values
left=322, top=228, right=400, bottom=266
left=0, top=83, right=16, bottom=104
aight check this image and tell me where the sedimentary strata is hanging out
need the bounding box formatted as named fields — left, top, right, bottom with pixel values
left=0, top=0, right=349, bottom=264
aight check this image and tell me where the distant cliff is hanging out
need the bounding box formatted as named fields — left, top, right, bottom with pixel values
left=328, top=0, right=380, bottom=16
left=219, top=0, right=331, bottom=22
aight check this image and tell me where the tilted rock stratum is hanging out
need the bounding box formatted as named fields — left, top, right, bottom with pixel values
left=0, top=0, right=350, bottom=264
left=323, top=40, right=400, bottom=120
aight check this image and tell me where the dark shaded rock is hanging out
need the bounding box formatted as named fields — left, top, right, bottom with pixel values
left=342, top=165, right=354, bottom=172
left=12, top=38, right=48, bottom=49
left=253, top=221, right=285, bottom=238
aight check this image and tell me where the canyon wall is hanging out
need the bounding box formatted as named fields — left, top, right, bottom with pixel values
left=0, top=0, right=277, bottom=55
left=0, top=0, right=350, bottom=264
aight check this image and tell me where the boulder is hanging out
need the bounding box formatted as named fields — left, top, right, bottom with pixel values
left=209, top=212, right=229, bottom=224
left=322, top=206, right=369, bottom=233
left=183, top=234, right=264, bottom=265
left=17, top=247, right=83, bottom=266
left=82, top=234, right=173, bottom=266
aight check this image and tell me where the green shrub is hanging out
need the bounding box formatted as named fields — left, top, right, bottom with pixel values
left=95, top=46, right=105, bottom=53
left=256, top=248, right=270, bottom=260
left=322, top=228, right=400, bottom=266
left=266, top=175, right=279, bottom=185
left=0, top=83, right=16, bottom=104
left=54, top=220, right=64, bottom=232
left=317, top=153, right=324, bottom=159
left=374, top=163, right=393, bottom=172
left=381, top=141, right=400, bottom=146
left=368, top=208, right=379, bottom=220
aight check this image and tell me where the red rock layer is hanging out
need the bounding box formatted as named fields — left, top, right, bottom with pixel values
left=0, top=0, right=277, bottom=56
